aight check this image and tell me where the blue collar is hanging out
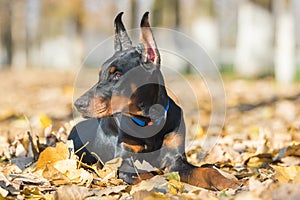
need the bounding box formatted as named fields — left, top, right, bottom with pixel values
left=131, top=98, right=170, bottom=127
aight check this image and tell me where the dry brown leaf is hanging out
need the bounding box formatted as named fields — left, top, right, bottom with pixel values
left=76, top=169, right=93, bottom=186
left=35, top=142, right=69, bottom=171
left=0, top=186, right=8, bottom=198
left=0, top=172, right=12, bottom=187
left=21, top=187, right=44, bottom=198
left=271, top=165, right=300, bottom=183
left=293, top=172, right=300, bottom=184
left=52, top=159, right=93, bottom=185
left=11, top=157, right=34, bottom=171
left=93, top=185, right=128, bottom=197
left=55, top=185, right=92, bottom=200
left=11, top=173, right=50, bottom=185
left=272, top=183, right=300, bottom=200
left=96, top=158, right=122, bottom=181
left=104, top=157, right=122, bottom=168
left=42, top=164, right=70, bottom=185
left=53, top=159, right=77, bottom=174
left=244, top=153, right=273, bottom=167
left=133, top=160, right=157, bottom=172
left=133, top=190, right=169, bottom=200
left=284, top=144, right=300, bottom=157
left=130, top=175, right=167, bottom=195
left=214, top=167, right=238, bottom=181
left=167, top=179, right=184, bottom=194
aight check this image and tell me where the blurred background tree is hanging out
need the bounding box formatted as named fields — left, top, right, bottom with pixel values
left=0, top=0, right=299, bottom=82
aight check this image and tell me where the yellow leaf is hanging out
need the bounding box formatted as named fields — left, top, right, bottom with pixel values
left=272, top=165, right=300, bottom=183
left=133, top=190, right=168, bottom=200
left=245, top=153, right=273, bottom=167
left=164, top=172, right=180, bottom=181
left=196, top=125, right=204, bottom=138
left=293, top=172, right=300, bottom=184
left=63, top=86, right=74, bottom=98
left=35, top=142, right=69, bottom=171
left=21, top=187, right=42, bottom=196
left=167, top=179, right=184, bottom=194
left=39, top=114, right=52, bottom=129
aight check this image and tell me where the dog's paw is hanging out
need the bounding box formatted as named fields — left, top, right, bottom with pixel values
left=182, top=168, right=239, bottom=191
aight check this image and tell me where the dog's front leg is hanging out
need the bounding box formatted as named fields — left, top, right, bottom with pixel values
left=162, top=132, right=239, bottom=190
left=179, top=166, right=238, bottom=191
left=116, top=141, right=158, bottom=184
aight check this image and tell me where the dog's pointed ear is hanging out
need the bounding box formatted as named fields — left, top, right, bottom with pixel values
left=140, top=12, right=160, bottom=66
left=114, top=12, right=132, bottom=51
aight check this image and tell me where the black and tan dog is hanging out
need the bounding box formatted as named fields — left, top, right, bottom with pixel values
left=69, top=12, right=238, bottom=190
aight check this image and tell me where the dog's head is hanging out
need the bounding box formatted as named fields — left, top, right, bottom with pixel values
left=75, top=12, right=167, bottom=120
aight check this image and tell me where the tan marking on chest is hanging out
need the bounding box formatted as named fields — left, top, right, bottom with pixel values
left=122, top=142, right=145, bottom=153
left=163, top=133, right=183, bottom=149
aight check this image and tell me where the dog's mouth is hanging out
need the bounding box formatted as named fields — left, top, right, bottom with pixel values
left=80, top=106, right=111, bottom=119
left=95, top=103, right=109, bottom=114
left=76, top=95, right=151, bottom=120
left=75, top=96, right=112, bottom=118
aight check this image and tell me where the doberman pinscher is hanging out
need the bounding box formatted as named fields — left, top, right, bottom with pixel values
left=68, top=12, right=238, bottom=190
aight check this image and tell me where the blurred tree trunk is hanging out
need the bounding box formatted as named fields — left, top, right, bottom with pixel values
left=192, top=0, right=219, bottom=67
left=235, top=0, right=274, bottom=77
left=130, top=0, right=137, bottom=28
left=274, top=0, right=295, bottom=83
left=11, top=0, right=27, bottom=68
left=0, top=0, right=13, bottom=68
left=152, top=0, right=180, bottom=28
left=26, top=0, right=41, bottom=68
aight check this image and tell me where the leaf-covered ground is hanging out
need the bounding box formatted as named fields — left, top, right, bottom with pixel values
left=0, top=69, right=300, bottom=199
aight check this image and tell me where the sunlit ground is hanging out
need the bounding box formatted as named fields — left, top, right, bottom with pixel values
left=1, top=68, right=300, bottom=198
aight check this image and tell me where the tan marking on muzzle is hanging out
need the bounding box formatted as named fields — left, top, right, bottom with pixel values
left=91, top=96, right=112, bottom=118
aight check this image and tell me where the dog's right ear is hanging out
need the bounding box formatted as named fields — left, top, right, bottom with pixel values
left=114, top=12, right=132, bottom=51
left=140, top=12, right=160, bottom=66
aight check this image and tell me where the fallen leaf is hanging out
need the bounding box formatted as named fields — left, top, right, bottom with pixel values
left=283, top=144, right=300, bottom=157
left=93, top=185, right=128, bottom=197
left=130, top=175, right=167, bottom=195
left=39, top=114, right=52, bottom=129
left=15, top=142, right=26, bottom=157
left=0, top=186, right=8, bottom=198
left=244, top=153, right=273, bottom=167
left=104, top=157, right=122, bottom=168
left=11, top=157, right=34, bottom=171
left=21, top=187, right=44, bottom=198
left=76, top=169, right=93, bottom=186
left=55, top=185, right=92, bottom=200
left=42, top=164, right=70, bottom=185
left=272, top=183, right=300, bottom=200
left=53, top=159, right=77, bottom=174
left=96, top=158, right=122, bottom=181
left=167, top=179, right=184, bottom=194
left=164, top=172, right=180, bottom=181
left=134, top=160, right=157, bottom=172
left=11, top=173, right=50, bottom=185
left=35, top=142, right=69, bottom=171
left=293, top=171, right=300, bottom=184
left=133, top=190, right=169, bottom=200
left=271, top=165, right=300, bottom=183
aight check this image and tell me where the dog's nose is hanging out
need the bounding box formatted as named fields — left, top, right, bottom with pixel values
left=75, top=98, right=90, bottom=111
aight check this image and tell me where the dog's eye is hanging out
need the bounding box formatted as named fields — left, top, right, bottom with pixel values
left=109, top=66, right=117, bottom=74
left=112, top=72, right=122, bottom=80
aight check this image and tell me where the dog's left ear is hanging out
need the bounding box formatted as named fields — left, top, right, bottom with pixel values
left=140, top=12, right=160, bottom=66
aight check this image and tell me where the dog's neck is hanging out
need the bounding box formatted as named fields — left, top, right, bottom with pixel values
left=131, top=98, right=170, bottom=127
